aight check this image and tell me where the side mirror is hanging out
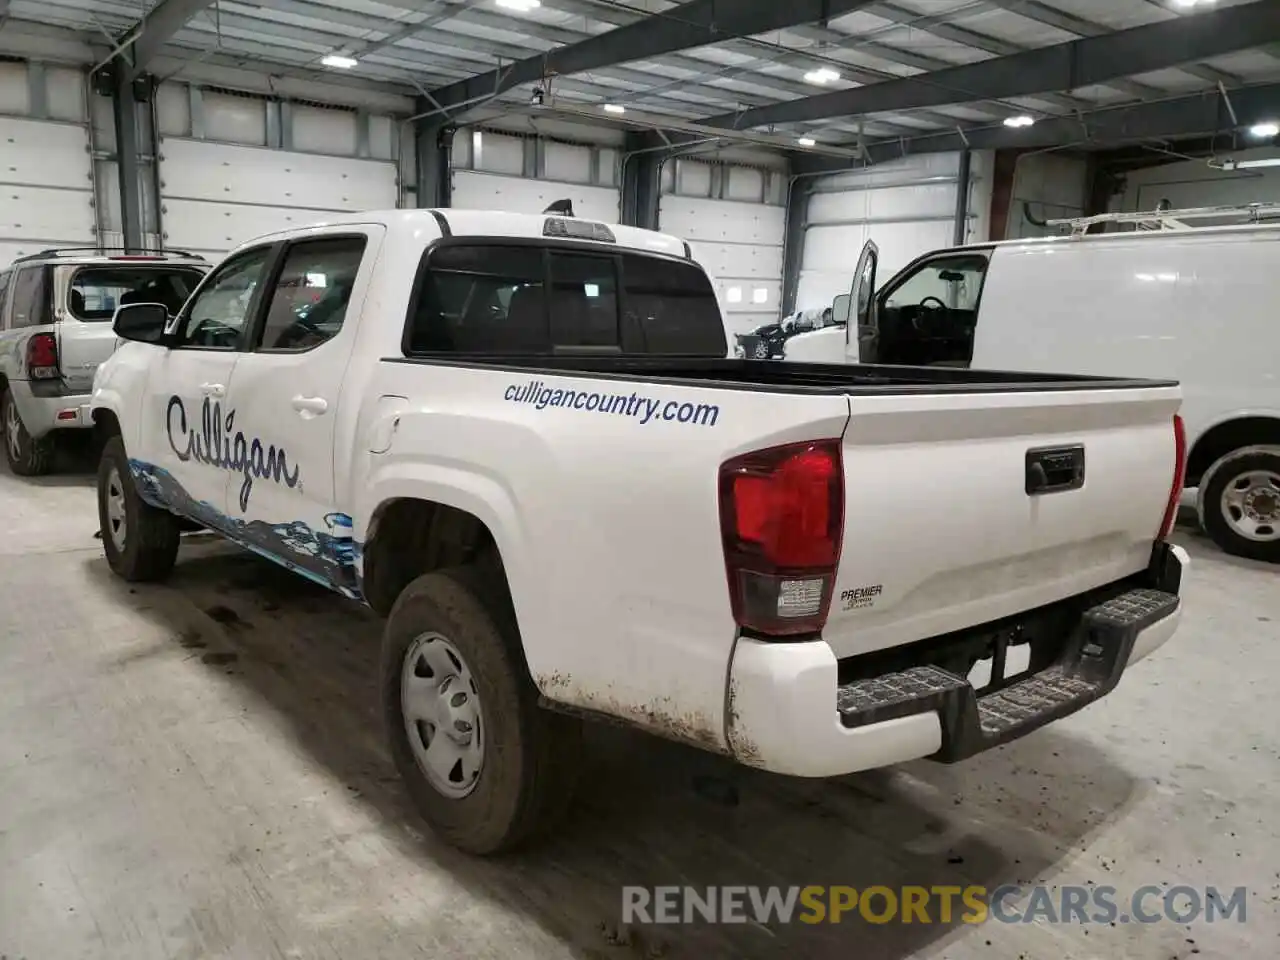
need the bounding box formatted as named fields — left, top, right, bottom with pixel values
left=832, top=293, right=851, bottom=325
left=113, top=303, right=170, bottom=344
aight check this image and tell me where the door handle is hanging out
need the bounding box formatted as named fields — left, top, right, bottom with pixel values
left=200, top=382, right=226, bottom=398
left=291, top=395, right=329, bottom=417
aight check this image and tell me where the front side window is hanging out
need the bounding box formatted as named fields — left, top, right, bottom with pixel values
left=175, top=247, right=273, bottom=350
left=408, top=244, right=548, bottom=354
left=254, top=236, right=367, bottom=352
left=883, top=254, right=989, bottom=313
left=69, top=267, right=204, bottom=321
left=9, top=266, right=51, bottom=329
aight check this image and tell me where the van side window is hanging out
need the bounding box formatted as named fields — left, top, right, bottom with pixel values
left=876, top=252, right=990, bottom=367
left=9, top=266, right=51, bottom=329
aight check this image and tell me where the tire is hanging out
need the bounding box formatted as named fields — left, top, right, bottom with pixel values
left=1200, top=445, right=1280, bottom=564
left=381, top=566, right=581, bottom=855
left=98, top=435, right=181, bottom=581
left=2, top=388, right=55, bottom=477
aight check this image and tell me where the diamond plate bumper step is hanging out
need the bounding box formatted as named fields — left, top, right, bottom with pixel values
left=835, top=586, right=1179, bottom=762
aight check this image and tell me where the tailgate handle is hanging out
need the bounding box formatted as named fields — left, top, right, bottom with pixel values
left=1025, top=445, right=1085, bottom=496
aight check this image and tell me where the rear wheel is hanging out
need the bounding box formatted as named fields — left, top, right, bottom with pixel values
left=1, top=388, right=55, bottom=477
left=1201, top=446, right=1280, bottom=564
left=98, top=435, right=181, bottom=581
left=381, top=566, right=580, bottom=855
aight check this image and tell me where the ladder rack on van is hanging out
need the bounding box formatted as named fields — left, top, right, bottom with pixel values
left=1046, top=202, right=1280, bottom=236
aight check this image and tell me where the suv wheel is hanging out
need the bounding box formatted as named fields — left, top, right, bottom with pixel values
left=1200, top=446, right=1280, bottom=564
left=1, top=388, right=55, bottom=477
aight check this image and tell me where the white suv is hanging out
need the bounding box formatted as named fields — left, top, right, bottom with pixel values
left=0, top=248, right=208, bottom=475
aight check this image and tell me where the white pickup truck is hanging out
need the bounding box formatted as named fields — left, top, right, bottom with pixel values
left=90, top=209, right=1189, bottom=855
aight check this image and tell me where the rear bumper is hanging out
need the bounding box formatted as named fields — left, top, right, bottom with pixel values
left=726, top=543, right=1188, bottom=778
left=8, top=380, right=93, bottom=437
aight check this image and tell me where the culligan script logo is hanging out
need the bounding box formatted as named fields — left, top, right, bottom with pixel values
left=167, top=395, right=300, bottom=511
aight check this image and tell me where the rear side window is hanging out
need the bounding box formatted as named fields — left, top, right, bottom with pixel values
left=69, top=266, right=205, bottom=321
left=254, top=236, right=367, bottom=352
left=405, top=242, right=727, bottom=357
left=408, top=245, right=548, bottom=354
left=9, top=266, right=51, bottom=329
left=620, top=253, right=726, bottom=356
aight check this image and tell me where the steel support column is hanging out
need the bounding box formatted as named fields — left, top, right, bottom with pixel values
left=415, top=119, right=455, bottom=209
left=953, top=148, right=972, bottom=246
left=111, top=67, right=144, bottom=252
left=781, top=176, right=813, bottom=315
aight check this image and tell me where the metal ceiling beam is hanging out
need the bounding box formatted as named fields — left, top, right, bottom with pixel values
left=702, top=0, right=1280, bottom=131
left=125, top=0, right=217, bottom=76
left=794, top=82, right=1280, bottom=170
left=857, top=2, right=1157, bottom=103
left=987, top=0, right=1241, bottom=86
left=421, top=0, right=884, bottom=118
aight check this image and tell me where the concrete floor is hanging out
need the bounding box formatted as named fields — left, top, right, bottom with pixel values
left=1, top=454, right=1277, bottom=960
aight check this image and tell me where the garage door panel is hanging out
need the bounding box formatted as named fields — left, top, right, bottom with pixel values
left=688, top=241, right=783, bottom=282
left=809, top=182, right=957, bottom=223
left=160, top=199, right=339, bottom=258
left=159, top=138, right=396, bottom=211
left=1, top=184, right=95, bottom=243
left=453, top=171, right=620, bottom=224
left=660, top=197, right=786, bottom=246
left=0, top=117, right=92, bottom=189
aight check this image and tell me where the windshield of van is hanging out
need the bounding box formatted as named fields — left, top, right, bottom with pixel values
left=69, top=266, right=205, bottom=321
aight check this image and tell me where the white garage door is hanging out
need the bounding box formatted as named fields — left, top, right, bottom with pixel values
left=0, top=61, right=97, bottom=267
left=796, top=152, right=992, bottom=314
left=658, top=161, right=785, bottom=338
left=451, top=130, right=621, bottom=224
left=158, top=138, right=397, bottom=259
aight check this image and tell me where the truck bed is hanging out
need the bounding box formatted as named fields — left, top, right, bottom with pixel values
left=389, top=354, right=1177, bottom=395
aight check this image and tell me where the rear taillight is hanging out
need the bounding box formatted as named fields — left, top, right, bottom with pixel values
left=26, top=333, right=59, bottom=380
left=718, top=439, right=844, bottom=637
left=1158, top=414, right=1187, bottom=540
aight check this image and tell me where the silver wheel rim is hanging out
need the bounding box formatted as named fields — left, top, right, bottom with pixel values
left=105, top=466, right=127, bottom=552
left=4, top=398, right=20, bottom=462
left=1221, top=468, right=1280, bottom=543
left=401, top=632, right=484, bottom=798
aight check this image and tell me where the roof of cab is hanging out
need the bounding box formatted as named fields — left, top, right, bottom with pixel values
left=951, top=218, right=1280, bottom=258
left=237, top=208, right=694, bottom=261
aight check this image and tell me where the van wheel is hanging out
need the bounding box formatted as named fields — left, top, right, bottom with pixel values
left=381, top=566, right=580, bottom=855
left=98, top=436, right=181, bottom=581
left=2, top=388, right=55, bottom=477
left=1201, top=446, right=1280, bottom=564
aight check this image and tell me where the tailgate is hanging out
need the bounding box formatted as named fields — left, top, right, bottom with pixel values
left=57, top=321, right=121, bottom=393
left=823, top=384, right=1181, bottom=659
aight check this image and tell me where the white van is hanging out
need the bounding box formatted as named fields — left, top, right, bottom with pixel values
left=785, top=205, right=1280, bottom=563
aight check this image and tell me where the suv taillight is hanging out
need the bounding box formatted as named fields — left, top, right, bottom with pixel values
left=26, top=333, right=59, bottom=380
left=1158, top=414, right=1187, bottom=540
left=718, top=439, right=844, bottom=636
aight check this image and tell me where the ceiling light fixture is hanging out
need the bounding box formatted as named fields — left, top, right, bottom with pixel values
left=1172, top=0, right=1213, bottom=8
left=803, top=67, right=840, bottom=85
left=496, top=0, right=541, bottom=10
left=797, top=136, right=817, bottom=147
left=1249, top=121, right=1279, bottom=138
left=1003, top=114, right=1035, bottom=128
left=603, top=103, right=626, bottom=114
left=321, top=54, right=357, bottom=69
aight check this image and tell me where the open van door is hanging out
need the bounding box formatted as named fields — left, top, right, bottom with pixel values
left=850, top=239, right=879, bottom=363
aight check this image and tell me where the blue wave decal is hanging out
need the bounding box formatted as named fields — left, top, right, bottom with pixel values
left=129, top=459, right=362, bottom=601
left=166, top=395, right=301, bottom=512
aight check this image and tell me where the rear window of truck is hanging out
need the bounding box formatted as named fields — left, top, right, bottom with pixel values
left=69, top=266, right=205, bottom=321
left=405, top=242, right=728, bottom=357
